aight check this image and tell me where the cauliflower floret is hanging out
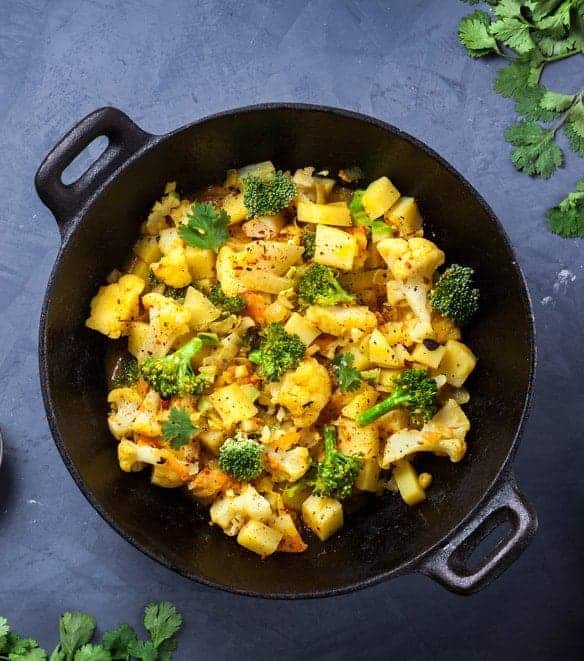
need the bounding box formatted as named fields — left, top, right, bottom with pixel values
left=277, top=358, right=332, bottom=427
left=117, top=439, right=190, bottom=487
left=142, top=183, right=181, bottom=236
left=108, top=388, right=143, bottom=439
left=86, top=274, right=145, bottom=339
left=209, top=485, right=272, bottom=537
left=132, top=390, right=162, bottom=437
left=391, top=238, right=444, bottom=281
left=117, top=438, right=162, bottom=472
left=380, top=399, right=469, bottom=467
left=265, top=446, right=312, bottom=482
left=128, top=293, right=191, bottom=362
left=151, top=228, right=192, bottom=288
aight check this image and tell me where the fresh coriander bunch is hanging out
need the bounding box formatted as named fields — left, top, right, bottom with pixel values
left=458, top=0, right=584, bottom=237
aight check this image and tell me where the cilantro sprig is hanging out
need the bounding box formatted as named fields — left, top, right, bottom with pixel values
left=161, top=407, right=198, bottom=449
left=0, top=603, right=183, bottom=661
left=458, top=1, right=584, bottom=236
left=546, top=180, right=584, bottom=237
left=178, top=202, right=229, bottom=252
left=332, top=352, right=363, bottom=393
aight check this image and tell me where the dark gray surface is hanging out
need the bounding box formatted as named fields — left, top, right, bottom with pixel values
left=0, top=0, right=582, bottom=658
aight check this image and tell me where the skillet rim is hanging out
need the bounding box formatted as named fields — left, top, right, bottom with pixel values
left=38, top=102, right=536, bottom=599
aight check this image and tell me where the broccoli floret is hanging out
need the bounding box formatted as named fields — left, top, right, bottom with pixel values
left=357, top=368, right=438, bottom=427
left=248, top=322, right=305, bottom=382
left=297, top=263, right=355, bottom=306
left=301, top=229, right=316, bottom=260
left=141, top=333, right=218, bottom=399
left=164, top=285, right=188, bottom=300
left=242, top=171, right=296, bottom=217
left=218, top=433, right=264, bottom=481
left=348, top=189, right=371, bottom=226
left=207, top=283, right=246, bottom=315
left=430, top=264, right=479, bottom=326
left=111, top=353, right=140, bottom=388
left=313, top=425, right=361, bottom=500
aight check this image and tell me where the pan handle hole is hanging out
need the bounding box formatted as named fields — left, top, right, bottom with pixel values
left=450, top=508, right=515, bottom=576
left=61, top=136, right=109, bottom=185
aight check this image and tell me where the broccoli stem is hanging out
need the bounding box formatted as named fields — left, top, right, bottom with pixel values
left=322, top=424, right=337, bottom=453
left=357, top=391, right=411, bottom=427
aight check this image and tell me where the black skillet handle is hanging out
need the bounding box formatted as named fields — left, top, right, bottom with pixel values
left=35, top=107, right=151, bottom=238
left=418, top=472, right=537, bottom=594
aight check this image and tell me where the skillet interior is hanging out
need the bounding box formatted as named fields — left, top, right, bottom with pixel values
left=41, top=106, right=533, bottom=597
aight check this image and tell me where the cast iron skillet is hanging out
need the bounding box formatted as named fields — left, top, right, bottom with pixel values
left=35, top=104, right=537, bottom=598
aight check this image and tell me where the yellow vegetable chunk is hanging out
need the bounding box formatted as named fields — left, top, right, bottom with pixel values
left=341, top=384, right=378, bottom=420
left=284, top=312, right=320, bottom=346
left=209, top=384, right=258, bottom=426
left=128, top=258, right=151, bottom=282
left=386, top=197, right=423, bottom=237
left=86, top=274, right=145, bottom=339
left=392, top=238, right=444, bottom=281
left=198, top=429, right=226, bottom=455
left=393, top=459, right=426, bottom=506
left=266, top=447, right=312, bottom=482
left=242, top=214, right=285, bottom=238
left=302, top=495, right=344, bottom=541
left=222, top=192, right=248, bottom=223
left=439, top=340, right=477, bottom=387
left=216, top=245, right=247, bottom=296
left=362, top=177, right=401, bottom=219
left=355, top=458, right=380, bottom=492
left=313, top=225, right=358, bottom=271
left=183, top=286, right=221, bottom=331
left=305, top=305, right=377, bottom=337
left=238, top=240, right=304, bottom=275
left=277, top=359, right=332, bottom=428
left=152, top=249, right=192, bottom=288
left=368, top=330, right=410, bottom=368
left=272, top=512, right=308, bottom=553
left=337, top=417, right=379, bottom=459
left=185, top=246, right=216, bottom=280
left=133, top=237, right=162, bottom=264
left=297, top=199, right=352, bottom=226
left=410, top=342, right=447, bottom=369
left=237, top=520, right=283, bottom=556
left=431, top=313, right=462, bottom=343
left=239, top=270, right=292, bottom=294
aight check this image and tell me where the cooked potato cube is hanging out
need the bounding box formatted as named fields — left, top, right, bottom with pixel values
left=297, top=199, right=352, bottom=226
left=185, top=246, right=216, bottom=280
left=362, top=177, right=401, bottom=219
left=209, top=384, right=258, bottom=426
left=355, top=458, right=380, bottom=492
left=305, top=305, right=377, bottom=337
left=198, top=429, right=226, bottom=455
left=216, top=245, right=247, bottom=296
left=439, top=340, right=477, bottom=387
left=341, top=385, right=378, bottom=420
left=86, top=274, right=145, bottom=339
left=431, top=313, right=462, bottom=343
left=183, top=286, right=221, bottom=330
left=133, top=237, right=162, bottom=264
left=314, top=225, right=358, bottom=271
left=272, top=512, right=307, bottom=553
left=266, top=447, right=311, bottom=482
left=242, top=214, right=285, bottom=238
left=222, top=192, right=248, bottom=223
left=237, top=520, right=283, bottom=556
left=393, top=459, right=426, bottom=506
left=368, top=330, right=410, bottom=368
left=284, top=312, right=320, bottom=346
left=302, top=495, right=344, bottom=541
left=386, top=196, right=423, bottom=236
left=128, top=258, right=151, bottom=282
left=338, top=417, right=379, bottom=459
left=411, top=342, right=447, bottom=369
left=239, top=270, right=293, bottom=294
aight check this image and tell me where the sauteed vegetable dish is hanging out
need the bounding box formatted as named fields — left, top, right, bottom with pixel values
left=86, top=162, right=479, bottom=557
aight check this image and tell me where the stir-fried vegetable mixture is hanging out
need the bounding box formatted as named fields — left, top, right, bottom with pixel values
left=86, top=161, right=479, bottom=557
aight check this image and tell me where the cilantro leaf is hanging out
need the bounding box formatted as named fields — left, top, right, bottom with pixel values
left=540, top=90, right=575, bottom=112
left=126, top=641, right=157, bottom=661
left=153, top=638, right=177, bottom=661
left=72, top=645, right=110, bottom=661
left=458, top=11, right=500, bottom=57
left=57, top=613, right=96, bottom=660
left=547, top=180, right=584, bottom=237
left=493, top=0, right=524, bottom=19
left=10, top=647, right=47, bottom=661
left=493, top=59, right=542, bottom=98
left=490, top=17, right=535, bottom=53
left=564, top=101, right=584, bottom=156
left=100, top=624, right=137, bottom=661
left=332, top=353, right=362, bottom=393
left=178, top=203, right=229, bottom=252
left=504, top=121, right=563, bottom=177
left=142, top=603, right=182, bottom=650
left=161, top=407, right=198, bottom=449
left=0, top=617, right=9, bottom=651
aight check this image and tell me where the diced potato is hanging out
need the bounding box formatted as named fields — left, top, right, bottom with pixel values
left=266, top=447, right=311, bottom=482
left=297, top=199, right=352, bottom=226
left=185, top=246, right=216, bottom=280
left=337, top=418, right=379, bottom=459
left=439, top=340, right=477, bottom=387
left=237, top=520, right=283, bottom=556
left=236, top=160, right=275, bottom=183
left=128, top=258, right=151, bottom=282
left=209, top=384, right=258, bottom=426
left=386, top=197, right=423, bottom=236
left=378, top=368, right=402, bottom=390
left=222, top=192, right=248, bottom=223
left=152, top=249, right=191, bottom=288
left=382, top=321, right=408, bottom=345
left=341, top=384, right=378, bottom=420
left=305, top=305, right=377, bottom=337
left=198, top=430, right=226, bottom=455
left=368, top=330, right=410, bottom=368
left=133, top=237, right=162, bottom=264
left=377, top=409, right=410, bottom=435
left=302, top=495, right=344, bottom=541
left=355, top=458, right=380, bottom=492
left=239, top=241, right=303, bottom=275
left=242, top=214, right=285, bottom=238
left=183, top=286, right=221, bottom=330
left=411, top=342, right=447, bottom=369
left=86, top=274, right=145, bottom=339
left=313, top=225, right=358, bottom=271
left=273, top=512, right=308, bottom=553
left=216, top=246, right=247, bottom=296
left=284, top=312, right=320, bottom=346
left=314, top=178, right=336, bottom=204
left=239, top=270, right=292, bottom=294
left=393, top=459, right=426, bottom=506
left=362, top=177, right=401, bottom=219
left=236, top=484, right=273, bottom=521
left=282, top=483, right=312, bottom=511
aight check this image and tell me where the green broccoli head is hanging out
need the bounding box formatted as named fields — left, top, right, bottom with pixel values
left=296, top=263, right=355, bottom=306
left=430, top=264, right=479, bottom=326
left=313, top=425, right=361, bottom=500
left=207, top=283, right=246, bottom=315
left=348, top=189, right=371, bottom=226
left=357, top=368, right=438, bottom=427
left=218, top=433, right=264, bottom=481
left=141, top=333, right=218, bottom=399
left=242, top=171, right=296, bottom=217
left=248, top=322, right=306, bottom=382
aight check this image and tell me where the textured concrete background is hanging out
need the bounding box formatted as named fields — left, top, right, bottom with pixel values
left=0, top=0, right=583, bottom=658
